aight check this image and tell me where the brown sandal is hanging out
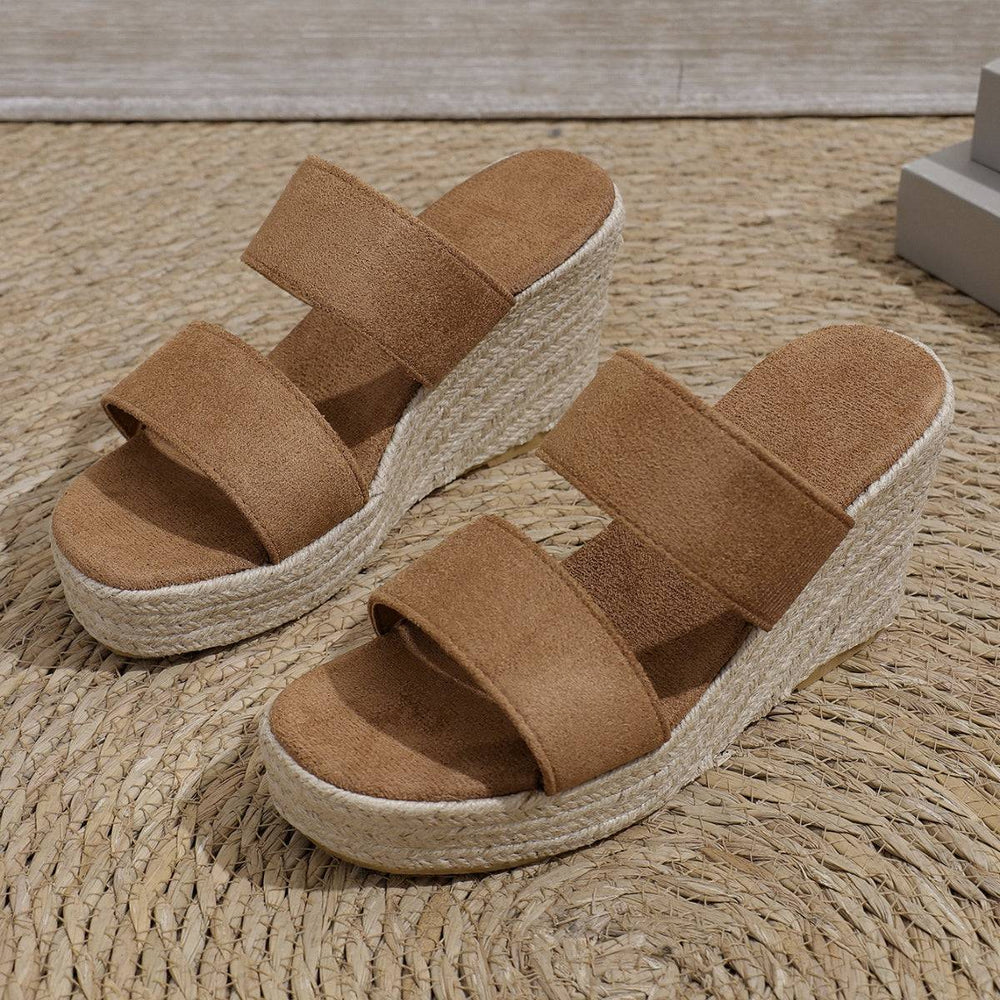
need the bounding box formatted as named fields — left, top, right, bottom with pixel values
left=259, top=325, right=953, bottom=874
left=51, top=149, right=622, bottom=656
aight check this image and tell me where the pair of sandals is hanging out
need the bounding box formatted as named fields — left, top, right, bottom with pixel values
left=53, top=149, right=954, bottom=875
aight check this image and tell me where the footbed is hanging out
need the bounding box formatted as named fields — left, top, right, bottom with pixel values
left=52, top=150, right=615, bottom=590
left=269, top=326, right=948, bottom=801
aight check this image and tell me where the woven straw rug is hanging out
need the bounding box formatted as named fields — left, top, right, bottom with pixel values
left=2, top=118, right=998, bottom=999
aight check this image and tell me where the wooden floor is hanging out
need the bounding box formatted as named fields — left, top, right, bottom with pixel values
left=3, top=0, right=998, bottom=119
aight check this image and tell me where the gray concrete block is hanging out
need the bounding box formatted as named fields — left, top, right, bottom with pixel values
left=897, top=139, right=1000, bottom=312
left=972, top=58, right=1000, bottom=172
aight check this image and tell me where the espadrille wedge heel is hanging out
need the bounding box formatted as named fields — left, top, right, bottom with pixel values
left=52, top=150, right=623, bottom=656
left=261, top=325, right=953, bottom=875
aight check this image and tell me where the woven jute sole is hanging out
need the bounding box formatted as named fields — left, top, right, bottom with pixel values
left=51, top=192, right=624, bottom=657
left=260, top=340, right=954, bottom=876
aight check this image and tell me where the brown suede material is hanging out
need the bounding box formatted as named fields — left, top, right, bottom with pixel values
left=270, top=625, right=538, bottom=800
left=419, top=149, right=616, bottom=294
left=265, top=149, right=617, bottom=482
left=368, top=516, right=666, bottom=794
left=102, top=322, right=366, bottom=563
left=267, top=311, right=416, bottom=485
left=54, top=149, right=615, bottom=590
left=52, top=431, right=268, bottom=588
left=270, top=325, right=948, bottom=802
left=243, top=156, right=514, bottom=387
left=536, top=351, right=853, bottom=630
left=713, top=324, right=949, bottom=506
left=563, top=522, right=751, bottom=735
left=264, top=148, right=617, bottom=483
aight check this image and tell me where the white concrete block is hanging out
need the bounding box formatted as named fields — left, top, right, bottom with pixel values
left=972, top=58, right=1000, bottom=172
left=897, top=139, right=1000, bottom=313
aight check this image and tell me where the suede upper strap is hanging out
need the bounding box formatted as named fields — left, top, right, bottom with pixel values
left=369, top=516, right=666, bottom=794
left=242, top=156, right=514, bottom=387
left=537, top=351, right=854, bottom=630
left=103, top=322, right=367, bottom=563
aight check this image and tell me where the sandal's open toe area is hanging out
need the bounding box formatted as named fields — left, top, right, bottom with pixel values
left=53, top=432, right=267, bottom=589
left=269, top=325, right=950, bottom=811
left=270, top=624, right=538, bottom=801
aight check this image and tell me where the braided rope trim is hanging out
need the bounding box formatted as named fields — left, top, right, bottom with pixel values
left=259, top=339, right=955, bottom=876
left=53, top=193, right=625, bottom=657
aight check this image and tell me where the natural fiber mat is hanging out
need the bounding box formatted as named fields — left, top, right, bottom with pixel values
left=1, top=118, right=998, bottom=999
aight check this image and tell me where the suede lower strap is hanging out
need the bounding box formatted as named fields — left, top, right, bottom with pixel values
left=369, top=516, right=666, bottom=794
left=103, top=322, right=367, bottom=563
left=242, top=156, right=514, bottom=387
left=537, top=351, right=854, bottom=630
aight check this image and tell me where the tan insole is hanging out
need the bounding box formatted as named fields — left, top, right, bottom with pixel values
left=52, top=150, right=616, bottom=590
left=269, top=326, right=948, bottom=802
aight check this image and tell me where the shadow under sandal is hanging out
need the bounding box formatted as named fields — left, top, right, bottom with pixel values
left=51, top=149, right=622, bottom=657
left=260, top=324, right=953, bottom=875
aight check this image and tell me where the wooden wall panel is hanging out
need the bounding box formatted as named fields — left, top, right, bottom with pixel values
left=1, top=1, right=996, bottom=120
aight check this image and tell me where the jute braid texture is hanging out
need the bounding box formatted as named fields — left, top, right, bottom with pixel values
left=2, top=118, right=998, bottom=998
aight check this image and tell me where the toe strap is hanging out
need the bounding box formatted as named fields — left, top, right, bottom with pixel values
left=102, top=321, right=367, bottom=563
left=369, top=516, right=667, bottom=794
